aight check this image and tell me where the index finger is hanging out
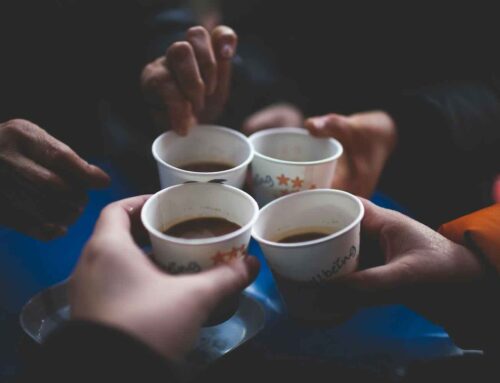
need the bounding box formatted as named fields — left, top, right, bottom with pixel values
left=23, top=129, right=110, bottom=188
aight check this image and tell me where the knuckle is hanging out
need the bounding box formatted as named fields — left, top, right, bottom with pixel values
left=39, top=170, right=62, bottom=189
left=184, top=76, right=205, bottom=93
left=82, top=236, right=112, bottom=266
left=98, top=201, right=120, bottom=220
left=82, top=239, right=102, bottom=264
left=142, top=60, right=169, bottom=92
left=44, top=145, right=59, bottom=162
left=47, top=144, right=72, bottom=164
left=141, top=63, right=156, bottom=81
left=202, top=57, right=216, bottom=72
left=145, top=72, right=168, bottom=93
left=2, top=119, right=30, bottom=138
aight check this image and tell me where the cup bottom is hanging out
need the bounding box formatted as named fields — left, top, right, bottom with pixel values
left=272, top=271, right=357, bottom=326
left=203, top=293, right=241, bottom=327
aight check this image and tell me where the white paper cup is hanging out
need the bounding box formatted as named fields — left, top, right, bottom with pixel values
left=252, top=189, right=364, bottom=323
left=248, top=127, right=342, bottom=206
left=152, top=125, right=253, bottom=189
left=141, top=182, right=259, bottom=324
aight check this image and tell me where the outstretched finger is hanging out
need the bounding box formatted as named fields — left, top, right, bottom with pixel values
left=187, top=26, right=217, bottom=95
left=208, top=26, right=237, bottom=112
left=167, top=42, right=205, bottom=114
left=22, top=128, right=110, bottom=188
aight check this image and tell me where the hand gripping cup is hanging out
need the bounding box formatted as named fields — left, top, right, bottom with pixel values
left=141, top=182, right=259, bottom=325
left=252, top=189, right=364, bottom=323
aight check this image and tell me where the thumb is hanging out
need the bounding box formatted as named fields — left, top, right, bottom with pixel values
left=326, top=200, right=419, bottom=306
left=305, top=113, right=351, bottom=140
left=329, top=260, right=416, bottom=307
left=21, top=122, right=110, bottom=188
left=243, top=104, right=304, bottom=135
left=188, top=256, right=260, bottom=311
left=242, top=108, right=283, bottom=135
left=359, top=198, right=406, bottom=240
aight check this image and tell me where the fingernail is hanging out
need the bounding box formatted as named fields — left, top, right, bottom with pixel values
left=311, top=118, right=325, bottom=130
left=221, top=44, right=234, bottom=59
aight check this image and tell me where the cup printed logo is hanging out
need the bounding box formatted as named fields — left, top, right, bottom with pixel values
left=310, top=246, right=357, bottom=283
left=162, top=261, right=202, bottom=275
left=253, top=172, right=317, bottom=198
left=211, top=244, right=247, bottom=266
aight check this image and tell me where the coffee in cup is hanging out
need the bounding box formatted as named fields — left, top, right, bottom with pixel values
left=152, top=125, right=253, bottom=189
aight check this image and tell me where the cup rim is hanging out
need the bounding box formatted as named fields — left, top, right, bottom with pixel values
left=248, top=127, right=343, bottom=166
left=152, top=124, right=254, bottom=176
left=141, top=182, right=260, bottom=246
left=251, top=189, right=364, bottom=248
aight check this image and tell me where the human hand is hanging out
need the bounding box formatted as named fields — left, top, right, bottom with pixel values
left=327, top=199, right=486, bottom=326
left=141, top=25, right=237, bottom=135
left=242, top=103, right=304, bottom=135
left=0, top=119, right=110, bottom=240
left=305, top=111, right=397, bottom=197
left=70, top=196, right=260, bottom=361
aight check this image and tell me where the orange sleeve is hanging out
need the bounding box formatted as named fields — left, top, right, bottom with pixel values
left=439, top=204, right=500, bottom=272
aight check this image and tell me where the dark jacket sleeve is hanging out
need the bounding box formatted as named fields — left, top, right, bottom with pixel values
left=379, top=79, right=500, bottom=228
left=17, top=321, right=175, bottom=383
left=434, top=204, right=500, bottom=353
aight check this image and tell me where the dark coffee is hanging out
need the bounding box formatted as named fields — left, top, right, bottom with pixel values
left=163, top=217, right=241, bottom=239
left=276, top=228, right=333, bottom=243
left=279, top=231, right=330, bottom=243
left=179, top=161, right=235, bottom=172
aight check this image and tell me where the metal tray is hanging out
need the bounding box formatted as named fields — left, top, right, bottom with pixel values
left=20, top=280, right=269, bottom=378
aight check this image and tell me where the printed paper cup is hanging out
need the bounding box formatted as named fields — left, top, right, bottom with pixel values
left=153, top=125, right=253, bottom=189
left=249, top=127, right=342, bottom=206
left=252, top=189, right=364, bottom=322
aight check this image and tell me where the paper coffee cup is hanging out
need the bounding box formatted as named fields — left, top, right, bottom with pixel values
left=252, top=189, right=364, bottom=323
left=152, top=125, right=253, bottom=189
left=248, top=127, right=342, bottom=206
left=141, top=182, right=259, bottom=325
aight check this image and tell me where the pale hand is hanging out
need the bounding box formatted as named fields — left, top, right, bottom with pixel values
left=70, top=196, right=260, bottom=361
